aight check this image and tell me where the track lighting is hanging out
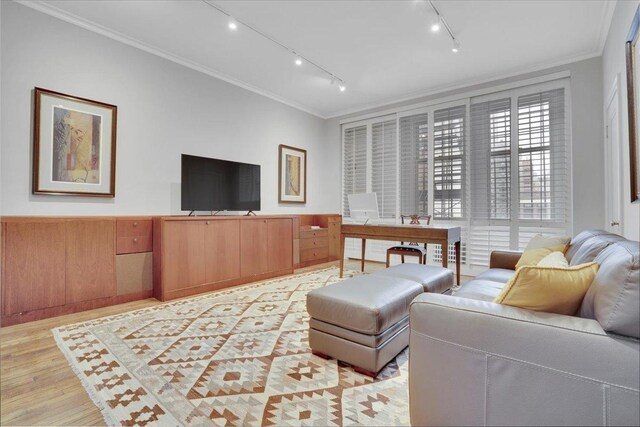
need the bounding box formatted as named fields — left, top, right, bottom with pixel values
left=202, top=1, right=347, bottom=94
left=427, top=1, right=461, bottom=54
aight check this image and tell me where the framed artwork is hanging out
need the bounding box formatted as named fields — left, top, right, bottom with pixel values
left=278, top=144, right=307, bottom=204
left=626, top=5, right=640, bottom=203
left=33, top=87, right=117, bottom=197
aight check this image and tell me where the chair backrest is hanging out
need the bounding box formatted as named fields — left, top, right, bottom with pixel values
left=400, top=214, right=432, bottom=225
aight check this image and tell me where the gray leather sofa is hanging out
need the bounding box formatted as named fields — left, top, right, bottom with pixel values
left=409, top=230, right=640, bottom=426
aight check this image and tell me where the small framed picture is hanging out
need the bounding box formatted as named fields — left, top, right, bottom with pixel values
left=278, top=144, right=307, bottom=204
left=33, top=87, right=117, bottom=197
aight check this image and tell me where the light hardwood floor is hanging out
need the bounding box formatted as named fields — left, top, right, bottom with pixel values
left=0, top=260, right=463, bottom=426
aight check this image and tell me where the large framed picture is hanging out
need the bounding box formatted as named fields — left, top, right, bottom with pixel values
left=33, top=87, right=117, bottom=197
left=278, top=144, right=306, bottom=204
left=627, top=5, right=640, bottom=203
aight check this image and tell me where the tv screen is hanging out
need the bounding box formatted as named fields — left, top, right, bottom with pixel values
left=181, top=154, right=261, bottom=212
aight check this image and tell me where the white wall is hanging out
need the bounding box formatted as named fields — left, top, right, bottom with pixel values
left=325, top=57, right=606, bottom=235
left=0, top=1, right=341, bottom=216
left=602, top=0, right=640, bottom=242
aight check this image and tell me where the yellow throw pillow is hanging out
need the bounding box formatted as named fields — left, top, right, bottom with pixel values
left=536, top=251, right=569, bottom=268
left=493, top=262, right=598, bottom=315
left=516, top=244, right=567, bottom=269
left=515, top=234, right=571, bottom=269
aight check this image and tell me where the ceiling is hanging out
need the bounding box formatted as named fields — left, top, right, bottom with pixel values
left=20, top=0, right=615, bottom=118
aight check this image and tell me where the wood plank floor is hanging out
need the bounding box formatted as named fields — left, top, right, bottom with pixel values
left=0, top=260, right=460, bottom=425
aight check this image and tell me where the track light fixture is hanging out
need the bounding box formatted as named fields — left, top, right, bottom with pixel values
left=427, top=1, right=461, bottom=53
left=202, top=0, right=347, bottom=93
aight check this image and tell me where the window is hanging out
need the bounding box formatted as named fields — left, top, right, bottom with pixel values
left=433, top=106, right=466, bottom=219
left=372, top=120, right=397, bottom=218
left=342, top=125, right=366, bottom=217
left=341, top=80, right=570, bottom=270
left=400, top=113, right=429, bottom=216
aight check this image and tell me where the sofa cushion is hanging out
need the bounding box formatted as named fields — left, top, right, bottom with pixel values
left=453, top=279, right=505, bottom=302
left=565, top=229, right=613, bottom=263
left=494, top=262, right=598, bottom=315
left=306, top=274, right=423, bottom=335
left=475, top=268, right=515, bottom=284
left=371, top=264, right=453, bottom=294
left=579, top=241, right=640, bottom=339
left=569, top=234, right=626, bottom=266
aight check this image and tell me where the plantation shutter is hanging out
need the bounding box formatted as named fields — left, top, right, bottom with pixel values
left=343, top=125, right=367, bottom=217
left=517, top=88, right=568, bottom=226
left=433, top=105, right=466, bottom=219
left=371, top=119, right=397, bottom=218
left=469, top=98, right=512, bottom=266
left=399, top=113, right=429, bottom=216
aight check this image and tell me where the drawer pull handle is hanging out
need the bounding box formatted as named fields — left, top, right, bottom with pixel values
left=133, top=238, right=138, bottom=243
left=206, top=221, right=210, bottom=225
left=133, top=222, right=138, bottom=227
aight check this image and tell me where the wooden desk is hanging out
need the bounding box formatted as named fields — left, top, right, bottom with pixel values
left=339, top=223, right=462, bottom=286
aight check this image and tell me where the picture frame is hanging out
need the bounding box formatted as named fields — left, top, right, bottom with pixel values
left=278, top=144, right=307, bottom=204
left=626, top=5, right=640, bottom=203
left=33, top=87, right=117, bottom=197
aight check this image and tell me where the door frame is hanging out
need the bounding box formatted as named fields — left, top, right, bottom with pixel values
left=604, top=74, right=624, bottom=234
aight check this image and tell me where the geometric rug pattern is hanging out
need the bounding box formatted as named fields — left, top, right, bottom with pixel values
left=53, top=267, right=410, bottom=426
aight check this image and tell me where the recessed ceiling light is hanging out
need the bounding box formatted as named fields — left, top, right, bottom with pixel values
left=228, top=21, right=237, bottom=30
left=431, top=23, right=440, bottom=32
left=339, top=84, right=346, bottom=92
left=295, top=58, right=303, bottom=66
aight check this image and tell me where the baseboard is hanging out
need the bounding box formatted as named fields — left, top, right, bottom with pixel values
left=0, top=290, right=153, bottom=327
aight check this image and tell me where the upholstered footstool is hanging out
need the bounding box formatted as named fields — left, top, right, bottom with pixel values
left=371, top=263, right=453, bottom=294
left=307, top=274, right=423, bottom=377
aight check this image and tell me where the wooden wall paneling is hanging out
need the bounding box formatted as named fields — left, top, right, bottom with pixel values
left=65, top=220, right=116, bottom=304
left=2, top=222, right=66, bottom=315
left=204, top=219, right=241, bottom=283
left=162, top=221, right=206, bottom=293
left=240, top=219, right=268, bottom=277
left=267, top=219, right=293, bottom=272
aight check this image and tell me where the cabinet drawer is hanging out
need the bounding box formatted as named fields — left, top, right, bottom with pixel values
left=117, top=235, right=153, bottom=254
left=299, top=229, right=328, bottom=239
left=301, top=246, right=329, bottom=262
left=117, top=219, right=152, bottom=238
left=300, top=237, right=328, bottom=250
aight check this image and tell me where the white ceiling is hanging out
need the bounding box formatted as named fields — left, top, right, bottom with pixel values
left=21, top=0, right=615, bottom=118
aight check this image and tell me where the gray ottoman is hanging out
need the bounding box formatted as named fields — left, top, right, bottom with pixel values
left=372, top=263, right=453, bottom=294
left=307, top=274, right=422, bottom=377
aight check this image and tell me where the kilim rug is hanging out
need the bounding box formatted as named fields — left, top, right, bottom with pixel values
left=53, top=267, right=410, bottom=426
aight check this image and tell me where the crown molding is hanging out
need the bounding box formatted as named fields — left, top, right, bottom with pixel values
left=326, top=50, right=601, bottom=119
left=14, top=0, right=328, bottom=119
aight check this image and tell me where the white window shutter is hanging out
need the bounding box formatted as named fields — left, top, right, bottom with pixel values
left=343, top=125, right=367, bottom=217
left=371, top=119, right=397, bottom=218
left=400, top=113, right=429, bottom=216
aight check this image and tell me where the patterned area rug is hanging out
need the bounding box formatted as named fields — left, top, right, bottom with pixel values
left=53, top=267, right=410, bottom=426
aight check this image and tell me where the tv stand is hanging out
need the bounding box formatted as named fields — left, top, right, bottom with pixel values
left=245, top=210, right=257, bottom=216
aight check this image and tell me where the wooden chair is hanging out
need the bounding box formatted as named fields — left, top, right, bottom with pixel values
left=385, top=215, right=432, bottom=267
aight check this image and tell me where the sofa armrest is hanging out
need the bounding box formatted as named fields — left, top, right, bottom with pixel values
left=489, top=249, right=522, bottom=270
left=409, top=293, right=640, bottom=426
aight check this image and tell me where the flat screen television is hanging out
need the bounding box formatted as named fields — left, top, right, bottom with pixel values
left=181, top=154, right=261, bottom=212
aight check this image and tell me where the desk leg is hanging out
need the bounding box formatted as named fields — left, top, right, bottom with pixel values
left=441, top=241, right=448, bottom=269
left=454, top=240, right=461, bottom=287
left=339, top=234, right=346, bottom=278
left=361, top=239, right=366, bottom=272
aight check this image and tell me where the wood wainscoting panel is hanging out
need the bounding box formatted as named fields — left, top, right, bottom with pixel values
left=65, top=220, right=116, bottom=304
left=240, top=219, right=269, bottom=277
left=2, top=222, right=66, bottom=315
left=204, top=220, right=241, bottom=283
left=116, top=252, right=153, bottom=295
left=267, top=219, right=293, bottom=272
